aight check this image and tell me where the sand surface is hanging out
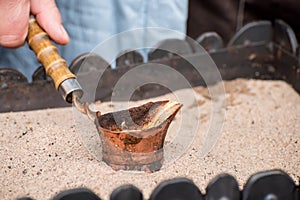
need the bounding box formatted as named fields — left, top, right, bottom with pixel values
left=0, top=79, right=299, bottom=200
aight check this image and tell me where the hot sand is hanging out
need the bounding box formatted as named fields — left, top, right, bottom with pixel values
left=0, top=79, right=299, bottom=199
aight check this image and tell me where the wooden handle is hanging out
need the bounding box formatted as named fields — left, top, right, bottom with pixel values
left=27, top=18, right=75, bottom=90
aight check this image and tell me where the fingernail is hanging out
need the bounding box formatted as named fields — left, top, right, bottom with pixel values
left=59, top=25, right=69, bottom=41
left=0, top=35, right=20, bottom=47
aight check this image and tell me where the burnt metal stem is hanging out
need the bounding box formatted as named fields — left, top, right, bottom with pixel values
left=73, top=95, right=97, bottom=121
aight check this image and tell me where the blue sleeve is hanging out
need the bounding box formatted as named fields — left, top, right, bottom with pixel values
left=0, top=0, right=188, bottom=80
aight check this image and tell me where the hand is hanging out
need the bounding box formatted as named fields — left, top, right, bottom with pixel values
left=0, top=0, right=69, bottom=48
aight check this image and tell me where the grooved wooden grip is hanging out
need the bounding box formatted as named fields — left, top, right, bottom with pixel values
left=27, top=18, right=75, bottom=90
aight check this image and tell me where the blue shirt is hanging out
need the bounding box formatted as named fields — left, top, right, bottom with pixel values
left=0, top=0, right=188, bottom=81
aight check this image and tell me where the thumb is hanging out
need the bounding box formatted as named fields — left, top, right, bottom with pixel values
left=30, top=0, right=69, bottom=45
left=0, top=0, right=30, bottom=47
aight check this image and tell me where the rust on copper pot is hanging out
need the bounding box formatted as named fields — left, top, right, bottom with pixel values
left=95, top=100, right=182, bottom=172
